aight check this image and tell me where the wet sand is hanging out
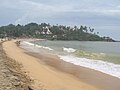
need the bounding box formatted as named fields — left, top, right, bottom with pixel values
left=3, top=40, right=120, bottom=90
left=27, top=52, right=120, bottom=90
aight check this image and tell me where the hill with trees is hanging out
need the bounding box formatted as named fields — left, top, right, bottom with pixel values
left=0, top=23, right=115, bottom=41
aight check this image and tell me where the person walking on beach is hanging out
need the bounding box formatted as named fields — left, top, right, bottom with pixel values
left=16, top=40, right=21, bottom=46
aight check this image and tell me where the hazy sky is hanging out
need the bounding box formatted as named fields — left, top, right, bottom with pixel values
left=0, top=0, right=120, bottom=40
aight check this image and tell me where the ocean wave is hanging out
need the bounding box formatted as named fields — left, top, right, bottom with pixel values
left=22, top=41, right=53, bottom=51
left=41, top=46, right=53, bottom=51
left=23, top=41, right=35, bottom=46
left=75, top=50, right=106, bottom=60
left=59, top=55, right=120, bottom=79
left=63, top=47, right=76, bottom=53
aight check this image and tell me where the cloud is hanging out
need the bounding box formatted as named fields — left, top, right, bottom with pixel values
left=0, top=0, right=120, bottom=40
left=1, top=0, right=120, bottom=25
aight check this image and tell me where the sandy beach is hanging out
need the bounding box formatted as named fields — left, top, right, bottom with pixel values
left=3, top=40, right=120, bottom=90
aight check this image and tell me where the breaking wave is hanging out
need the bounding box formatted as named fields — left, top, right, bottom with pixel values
left=22, top=41, right=53, bottom=51
left=63, top=47, right=76, bottom=53
left=59, top=55, right=120, bottom=79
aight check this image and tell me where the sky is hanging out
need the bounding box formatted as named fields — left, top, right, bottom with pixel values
left=0, top=0, right=120, bottom=40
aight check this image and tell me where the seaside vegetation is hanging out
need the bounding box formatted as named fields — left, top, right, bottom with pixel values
left=0, top=23, right=115, bottom=41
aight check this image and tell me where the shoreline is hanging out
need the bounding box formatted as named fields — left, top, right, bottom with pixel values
left=3, top=40, right=120, bottom=90
left=21, top=39, right=120, bottom=79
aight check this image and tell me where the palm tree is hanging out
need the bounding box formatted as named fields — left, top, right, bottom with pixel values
left=89, top=27, right=94, bottom=33
left=97, top=32, right=99, bottom=34
left=83, top=26, right=88, bottom=33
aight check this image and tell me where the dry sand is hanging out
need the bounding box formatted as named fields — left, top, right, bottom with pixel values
left=3, top=40, right=120, bottom=90
left=0, top=41, right=32, bottom=90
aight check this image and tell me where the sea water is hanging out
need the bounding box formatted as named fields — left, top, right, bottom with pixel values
left=20, top=40, right=120, bottom=79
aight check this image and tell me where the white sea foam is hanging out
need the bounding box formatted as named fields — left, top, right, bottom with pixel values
left=23, top=41, right=34, bottom=46
left=22, top=41, right=53, bottom=51
left=59, top=55, right=120, bottom=79
left=42, top=46, right=53, bottom=51
left=63, top=47, right=76, bottom=53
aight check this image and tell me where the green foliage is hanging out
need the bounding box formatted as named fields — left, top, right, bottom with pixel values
left=0, top=23, right=115, bottom=41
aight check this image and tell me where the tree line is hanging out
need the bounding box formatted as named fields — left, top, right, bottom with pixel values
left=0, top=23, right=115, bottom=41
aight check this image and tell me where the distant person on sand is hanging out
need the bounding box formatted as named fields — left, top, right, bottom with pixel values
left=16, top=40, right=20, bottom=46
